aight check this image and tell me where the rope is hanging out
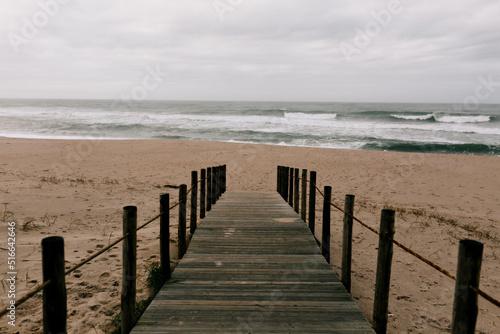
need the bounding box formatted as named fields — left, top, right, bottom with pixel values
left=186, top=184, right=196, bottom=196
left=136, top=213, right=161, bottom=232
left=179, top=175, right=210, bottom=196
left=0, top=168, right=219, bottom=320
left=304, top=179, right=499, bottom=308
left=2, top=198, right=184, bottom=317
left=388, top=236, right=456, bottom=280
left=169, top=200, right=181, bottom=211
left=0, top=280, right=51, bottom=317
left=471, top=286, right=500, bottom=308
left=65, top=233, right=130, bottom=276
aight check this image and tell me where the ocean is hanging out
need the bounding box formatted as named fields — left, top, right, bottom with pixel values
left=1, top=99, right=499, bottom=156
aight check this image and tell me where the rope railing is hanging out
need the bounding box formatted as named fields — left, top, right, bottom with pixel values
left=295, top=170, right=497, bottom=297
left=186, top=176, right=209, bottom=196
left=277, top=165, right=499, bottom=333
left=0, top=164, right=227, bottom=332
left=313, top=179, right=460, bottom=280
left=314, top=180, right=499, bottom=306
left=309, top=170, right=497, bottom=306
left=0, top=280, right=51, bottom=317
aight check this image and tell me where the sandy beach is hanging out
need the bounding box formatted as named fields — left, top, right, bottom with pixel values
left=0, top=137, right=499, bottom=333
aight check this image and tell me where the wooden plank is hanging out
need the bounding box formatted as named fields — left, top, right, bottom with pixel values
left=131, top=191, right=374, bottom=333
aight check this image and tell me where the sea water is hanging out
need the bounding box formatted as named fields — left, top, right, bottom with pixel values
left=1, top=99, right=499, bottom=156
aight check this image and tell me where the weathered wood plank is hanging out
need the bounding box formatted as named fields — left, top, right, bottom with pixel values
left=131, top=191, right=373, bottom=333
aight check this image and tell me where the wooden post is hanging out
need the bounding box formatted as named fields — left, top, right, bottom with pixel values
left=216, top=166, right=220, bottom=201
left=281, top=166, right=286, bottom=198
left=321, top=186, right=332, bottom=263
left=42, top=236, right=67, bottom=334
left=214, top=166, right=218, bottom=201
left=373, top=209, right=395, bottom=334
left=211, top=166, right=216, bottom=205
left=451, top=239, right=483, bottom=334
left=218, top=165, right=222, bottom=197
left=284, top=167, right=289, bottom=202
left=178, top=184, right=187, bottom=259
left=278, top=166, right=284, bottom=198
left=222, top=164, right=226, bottom=193
left=308, top=171, right=316, bottom=235
left=216, top=166, right=221, bottom=199
left=190, top=171, right=198, bottom=235
left=218, top=165, right=221, bottom=195
left=200, top=169, right=206, bottom=219
left=293, top=168, right=299, bottom=213
left=160, top=194, right=170, bottom=280
left=301, top=169, right=307, bottom=221
left=288, top=167, right=294, bottom=207
left=207, top=167, right=212, bottom=212
left=122, top=206, right=137, bottom=334
left=341, top=194, right=355, bottom=293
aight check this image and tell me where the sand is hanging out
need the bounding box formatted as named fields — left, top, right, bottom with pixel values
left=0, top=137, right=498, bottom=333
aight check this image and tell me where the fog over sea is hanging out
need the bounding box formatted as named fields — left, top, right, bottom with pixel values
left=1, top=99, right=499, bottom=156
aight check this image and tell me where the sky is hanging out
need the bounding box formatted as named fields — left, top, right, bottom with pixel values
left=1, top=0, right=499, bottom=103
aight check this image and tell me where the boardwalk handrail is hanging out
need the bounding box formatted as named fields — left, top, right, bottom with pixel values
left=0, top=164, right=227, bottom=334
left=277, top=165, right=499, bottom=333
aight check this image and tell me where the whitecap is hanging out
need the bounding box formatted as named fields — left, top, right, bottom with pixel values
left=434, top=115, right=491, bottom=123
left=284, top=112, right=337, bottom=120
left=391, top=114, right=434, bottom=121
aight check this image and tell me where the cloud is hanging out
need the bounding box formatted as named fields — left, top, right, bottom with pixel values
left=0, top=0, right=499, bottom=103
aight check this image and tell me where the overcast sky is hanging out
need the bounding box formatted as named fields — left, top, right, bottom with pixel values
left=1, top=0, right=499, bottom=103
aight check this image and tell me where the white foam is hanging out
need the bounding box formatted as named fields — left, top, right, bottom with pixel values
left=434, top=115, right=491, bottom=123
left=391, top=113, right=434, bottom=120
left=284, top=112, right=337, bottom=120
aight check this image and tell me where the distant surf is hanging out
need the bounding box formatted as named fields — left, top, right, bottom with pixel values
left=391, top=113, right=492, bottom=123
left=0, top=99, right=499, bottom=156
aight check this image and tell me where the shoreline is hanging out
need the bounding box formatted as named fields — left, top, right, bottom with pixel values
left=0, top=137, right=498, bottom=333
left=1, top=136, right=499, bottom=158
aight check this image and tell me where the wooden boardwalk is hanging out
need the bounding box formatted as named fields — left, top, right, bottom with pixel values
left=132, top=191, right=374, bottom=333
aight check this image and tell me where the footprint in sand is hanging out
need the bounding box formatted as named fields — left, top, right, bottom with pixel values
left=79, top=291, right=93, bottom=299
left=98, top=272, right=111, bottom=283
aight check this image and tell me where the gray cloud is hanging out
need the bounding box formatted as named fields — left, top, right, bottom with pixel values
left=1, top=0, right=499, bottom=103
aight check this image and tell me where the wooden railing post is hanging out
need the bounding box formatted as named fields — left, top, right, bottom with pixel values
left=284, top=167, right=289, bottom=202
left=160, top=194, right=171, bottom=280
left=279, top=166, right=284, bottom=199
left=293, top=168, right=300, bottom=213
left=219, top=165, right=222, bottom=196
left=301, top=169, right=307, bottom=221
left=308, top=171, right=316, bottom=234
left=42, top=236, right=67, bottom=334
left=281, top=166, right=286, bottom=199
left=373, top=209, right=395, bottom=334
left=451, top=239, right=483, bottom=334
left=216, top=166, right=221, bottom=199
left=211, top=166, right=217, bottom=205
left=190, top=171, right=198, bottom=235
left=207, top=167, right=212, bottom=212
left=288, top=167, right=294, bottom=207
left=222, top=164, right=227, bottom=193
left=214, top=166, right=219, bottom=201
left=200, top=169, right=206, bottom=219
left=178, top=184, right=187, bottom=259
left=341, top=194, right=355, bottom=293
left=321, top=186, right=332, bottom=263
left=122, top=206, right=137, bottom=334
